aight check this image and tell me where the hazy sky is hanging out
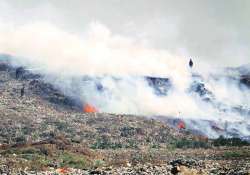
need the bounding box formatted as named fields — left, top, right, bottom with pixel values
left=1, top=0, right=250, bottom=66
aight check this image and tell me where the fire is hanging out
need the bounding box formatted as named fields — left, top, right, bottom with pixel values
left=56, top=168, right=69, bottom=174
left=83, top=103, right=98, bottom=113
left=177, top=120, right=186, bottom=130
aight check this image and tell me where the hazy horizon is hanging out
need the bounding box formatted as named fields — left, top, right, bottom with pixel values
left=1, top=0, right=250, bottom=67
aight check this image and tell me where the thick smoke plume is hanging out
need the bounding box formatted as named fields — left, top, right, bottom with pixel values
left=0, top=1, right=249, bottom=138
left=0, top=21, right=193, bottom=114
left=0, top=21, right=249, bottom=116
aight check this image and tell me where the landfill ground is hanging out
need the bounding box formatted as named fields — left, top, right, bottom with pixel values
left=0, top=63, right=250, bottom=174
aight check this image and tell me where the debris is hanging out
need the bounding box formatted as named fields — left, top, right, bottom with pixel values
left=16, top=67, right=25, bottom=79
left=189, top=59, right=194, bottom=68
left=20, top=84, right=25, bottom=97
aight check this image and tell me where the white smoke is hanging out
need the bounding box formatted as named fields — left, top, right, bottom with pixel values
left=0, top=20, right=198, bottom=115
left=0, top=21, right=190, bottom=87
left=0, top=1, right=249, bottom=138
left=1, top=20, right=249, bottom=120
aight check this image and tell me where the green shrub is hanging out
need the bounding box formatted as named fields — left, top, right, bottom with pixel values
left=125, top=139, right=138, bottom=149
left=223, top=150, right=250, bottom=159
left=213, top=136, right=250, bottom=147
left=59, top=152, right=87, bottom=169
left=224, top=151, right=242, bottom=158
left=150, top=143, right=160, bottom=149
left=93, top=159, right=105, bottom=167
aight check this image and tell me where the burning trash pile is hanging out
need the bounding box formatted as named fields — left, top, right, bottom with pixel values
left=0, top=21, right=250, bottom=140
left=1, top=53, right=250, bottom=140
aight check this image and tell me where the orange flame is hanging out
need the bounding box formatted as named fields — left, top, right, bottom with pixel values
left=56, top=168, right=69, bottom=174
left=177, top=120, right=186, bottom=130
left=83, top=103, right=98, bottom=113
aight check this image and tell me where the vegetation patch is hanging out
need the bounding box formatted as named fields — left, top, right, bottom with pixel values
left=59, top=152, right=89, bottom=169
left=0, top=146, right=92, bottom=171
left=212, top=136, right=250, bottom=147
left=172, top=139, right=210, bottom=149
left=223, top=150, right=250, bottom=159
left=0, top=147, right=53, bottom=170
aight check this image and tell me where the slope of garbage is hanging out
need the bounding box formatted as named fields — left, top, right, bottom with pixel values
left=1, top=55, right=250, bottom=140
left=0, top=59, right=250, bottom=174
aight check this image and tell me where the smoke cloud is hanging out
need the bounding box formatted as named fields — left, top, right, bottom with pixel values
left=1, top=0, right=250, bottom=66
left=0, top=0, right=249, bottom=138
left=0, top=20, right=194, bottom=114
